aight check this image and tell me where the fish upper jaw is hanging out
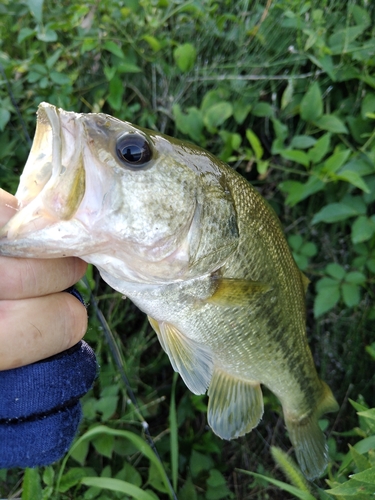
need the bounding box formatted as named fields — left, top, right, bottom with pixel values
left=0, top=102, right=101, bottom=257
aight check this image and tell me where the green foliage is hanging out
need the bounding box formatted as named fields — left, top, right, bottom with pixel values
left=1, top=0, right=375, bottom=499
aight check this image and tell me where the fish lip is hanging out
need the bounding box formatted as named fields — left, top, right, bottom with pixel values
left=38, top=102, right=62, bottom=178
left=0, top=103, right=85, bottom=248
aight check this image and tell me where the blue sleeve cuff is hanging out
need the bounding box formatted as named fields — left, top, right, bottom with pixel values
left=0, top=340, right=98, bottom=469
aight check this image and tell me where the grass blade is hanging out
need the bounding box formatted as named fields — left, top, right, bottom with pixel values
left=81, top=477, right=158, bottom=500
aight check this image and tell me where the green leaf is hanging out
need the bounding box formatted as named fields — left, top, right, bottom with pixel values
left=116, top=462, right=142, bottom=488
left=339, top=435, right=375, bottom=474
left=300, top=82, right=322, bottom=122
left=246, top=129, right=263, bottom=160
left=351, top=216, right=375, bottom=244
left=301, top=242, right=317, bottom=257
left=314, top=284, right=340, bottom=317
left=280, top=149, right=310, bottom=167
left=206, top=469, right=232, bottom=500
left=203, top=102, right=233, bottom=130
left=328, top=25, right=367, bottom=54
left=349, top=444, right=372, bottom=472
left=117, top=61, right=142, bottom=74
left=70, top=438, right=89, bottom=465
left=142, top=35, right=162, bottom=52
left=345, top=272, right=366, bottom=285
left=312, top=201, right=364, bottom=224
left=104, top=65, right=117, bottom=81
left=308, top=133, right=331, bottom=164
left=322, top=149, right=351, bottom=174
left=17, top=27, right=36, bottom=44
left=252, top=102, right=274, bottom=117
left=92, top=433, right=115, bottom=459
left=342, top=284, right=361, bottom=307
left=350, top=466, right=375, bottom=484
left=358, top=409, right=375, bottom=422
left=173, top=43, right=197, bottom=72
left=37, top=27, right=58, bottom=42
left=236, top=469, right=316, bottom=500
left=0, top=109, right=10, bottom=132
left=290, top=135, right=316, bottom=150
left=281, top=79, right=294, bottom=110
left=288, top=234, right=303, bottom=251
left=190, top=450, right=214, bottom=477
left=178, top=477, right=197, bottom=500
left=81, top=477, right=157, bottom=500
left=107, top=75, right=124, bottom=111
left=315, top=115, right=348, bottom=134
left=173, top=105, right=204, bottom=143
left=280, top=176, right=325, bottom=206
left=59, top=468, right=95, bottom=493
left=272, top=118, right=288, bottom=142
left=21, top=469, right=42, bottom=500
left=340, top=158, right=375, bottom=177
left=42, top=466, right=54, bottom=487
left=26, top=0, right=44, bottom=24
left=326, top=263, right=346, bottom=280
left=361, top=93, right=375, bottom=120
left=336, top=170, right=370, bottom=193
left=326, top=479, right=375, bottom=496
left=49, top=71, right=71, bottom=85
left=350, top=5, right=371, bottom=28
left=148, top=461, right=169, bottom=493
left=103, top=40, right=125, bottom=59
left=233, top=99, right=252, bottom=124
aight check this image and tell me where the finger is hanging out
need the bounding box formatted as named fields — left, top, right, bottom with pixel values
left=0, top=189, right=18, bottom=226
left=0, top=292, right=88, bottom=370
left=0, top=255, right=87, bottom=299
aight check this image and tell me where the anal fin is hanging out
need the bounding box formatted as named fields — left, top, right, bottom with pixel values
left=148, top=316, right=213, bottom=395
left=207, top=368, right=263, bottom=440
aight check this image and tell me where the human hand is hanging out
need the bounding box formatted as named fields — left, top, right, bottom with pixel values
left=0, top=188, right=88, bottom=370
left=0, top=187, right=97, bottom=469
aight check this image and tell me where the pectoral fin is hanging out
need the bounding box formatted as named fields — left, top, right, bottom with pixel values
left=207, top=368, right=264, bottom=440
left=148, top=316, right=213, bottom=395
left=206, top=277, right=271, bottom=307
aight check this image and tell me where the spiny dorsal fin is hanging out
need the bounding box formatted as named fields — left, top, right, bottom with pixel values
left=206, top=277, right=271, bottom=307
left=300, top=272, right=310, bottom=294
left=148, top=316, right=213, bottom=395
left=207, top=368, right=264, bottom=440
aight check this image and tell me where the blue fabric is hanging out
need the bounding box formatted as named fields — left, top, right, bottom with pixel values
left=0, top=288, right=98, bottom=469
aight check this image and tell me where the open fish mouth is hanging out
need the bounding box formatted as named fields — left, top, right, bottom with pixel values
left=0, top=102, right=94, bottom=257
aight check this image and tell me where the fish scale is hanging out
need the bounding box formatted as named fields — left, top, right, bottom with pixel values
left=0, top=102, right=339, bottom=480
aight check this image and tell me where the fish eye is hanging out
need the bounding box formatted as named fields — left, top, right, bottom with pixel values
left=116, top=134, right=152, bottom=168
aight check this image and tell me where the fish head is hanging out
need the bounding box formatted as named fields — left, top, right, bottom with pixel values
left=0, top=102, right=239, bottom=285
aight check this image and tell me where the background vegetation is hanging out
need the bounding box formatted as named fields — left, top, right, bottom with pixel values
left=0, top=0, right=374, bottom=498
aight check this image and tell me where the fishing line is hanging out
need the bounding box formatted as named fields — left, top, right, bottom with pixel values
left=82, top=277, right=178, bottom=500
left=0, top=62, right=32, bottom=147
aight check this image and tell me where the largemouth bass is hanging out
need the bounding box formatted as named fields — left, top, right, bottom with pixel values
left=0, top=102, right=338, bottom=479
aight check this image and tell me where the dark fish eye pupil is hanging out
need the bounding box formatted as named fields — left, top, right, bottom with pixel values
left=116, top=134, right=152, bottom=168
left=122, top=145, right=142, bottom=163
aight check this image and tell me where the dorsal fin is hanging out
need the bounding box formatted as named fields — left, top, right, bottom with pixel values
left=206, top=277, right=271, bottom=307
left=207, top=368, right=264, bottom=440
left=148, top=316, right=213, bottom=395
left=300, top=272, right=310, bottom=294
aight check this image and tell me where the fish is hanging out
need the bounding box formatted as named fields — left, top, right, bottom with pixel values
left=0, top=102, right=339, bottom=479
